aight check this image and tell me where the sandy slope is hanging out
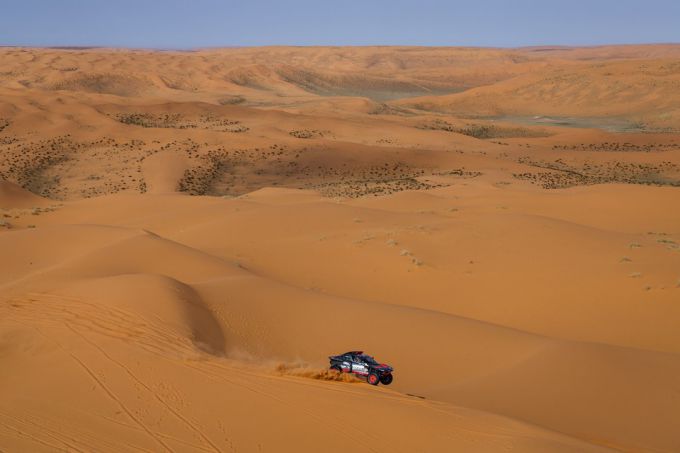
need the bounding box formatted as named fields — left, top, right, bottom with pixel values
left=3, top=186, right=679, bottom=452
left=396, top=58, right=680, bottom=128
left=0, top=216, right=611, bottom=453
left=2, top=45, right=680, bottom=452
left=0, top=181, right=48, bottom=208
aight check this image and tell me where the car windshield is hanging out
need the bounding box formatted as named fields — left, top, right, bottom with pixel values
left=359, top=355, right=378, bottom=365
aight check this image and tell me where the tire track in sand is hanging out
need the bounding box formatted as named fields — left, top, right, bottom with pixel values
left=25, top=324, right=176, bottom=453
left=64, top=323, right=224, bottom=453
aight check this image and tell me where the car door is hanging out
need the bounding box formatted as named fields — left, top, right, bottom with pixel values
left=339, top=355, right=352, bottom=372
left=350, top=355, right=368, bottom=375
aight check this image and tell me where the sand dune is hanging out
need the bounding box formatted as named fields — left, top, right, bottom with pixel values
left=396, top=58, right=680, bottom=129
left=0, top=181, right=48, bottom=208
left=2, top=45, right=680, bottom=452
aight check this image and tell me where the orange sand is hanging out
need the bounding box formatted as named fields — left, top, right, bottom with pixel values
left=1, top=46, right=680, bottom=452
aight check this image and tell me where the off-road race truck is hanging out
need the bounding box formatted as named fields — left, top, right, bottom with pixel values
left=329, top=351, right=393, bottom=385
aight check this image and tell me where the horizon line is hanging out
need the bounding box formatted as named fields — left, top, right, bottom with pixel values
left=2, top=42, right=680, bottom=52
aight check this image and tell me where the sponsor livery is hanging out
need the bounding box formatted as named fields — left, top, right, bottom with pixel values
left=328, top=351, right=394, bottom=386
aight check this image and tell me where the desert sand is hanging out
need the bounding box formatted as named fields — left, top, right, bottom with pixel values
left=1, top=45, right=680, bottom=452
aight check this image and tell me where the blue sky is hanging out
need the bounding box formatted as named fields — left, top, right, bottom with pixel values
left=1, top=0, right=679, bottom=48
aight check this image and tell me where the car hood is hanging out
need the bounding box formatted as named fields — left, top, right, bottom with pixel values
left=371, top=364, right=393, bottom=371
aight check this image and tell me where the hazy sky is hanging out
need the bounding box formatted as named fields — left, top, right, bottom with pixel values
left=1, top=0, right=679, bottom=48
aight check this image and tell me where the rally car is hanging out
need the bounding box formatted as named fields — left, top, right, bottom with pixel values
left=329, top=351, right=393, bottom=385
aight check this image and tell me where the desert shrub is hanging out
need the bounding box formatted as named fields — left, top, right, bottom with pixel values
left=457, top=124, right=549, bottom=139
left=218, top=95, right=246, bottom=105
left=418, top=120, right=550, bottom=139
left=116, top=113, right=157, bottom=127
left=290, top=129, right=325, bottom=139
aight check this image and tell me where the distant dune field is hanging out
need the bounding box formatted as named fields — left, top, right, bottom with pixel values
left=1, top=46, right=680, bottom=452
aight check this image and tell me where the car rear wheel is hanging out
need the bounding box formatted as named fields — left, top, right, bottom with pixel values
left=367, top=373, right=380, bottom=385
left=330, top=365, right=342, bottom=373
left=379, top=373, right=393, bottom=385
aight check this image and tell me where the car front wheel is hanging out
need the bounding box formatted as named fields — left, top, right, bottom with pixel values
left=367, top=373, right=380, bottom=385
left=379, top=373, right=393, bottom=385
